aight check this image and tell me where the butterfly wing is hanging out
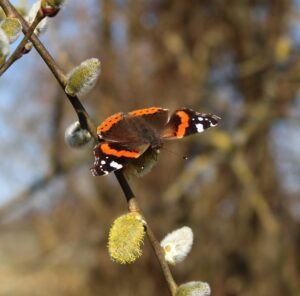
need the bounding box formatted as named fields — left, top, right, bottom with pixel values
left=161, top=108, right=220, bottom=139
left=127, top=107, right=169, bottom=133
left=93, top=107, right=170, bottom=176
left=96, top=112, right=137, bottom=143
left=97, top=108, right=169, bottom=144
left=92, top=107, right=219, bottom=176
left=91, top=142, right=149, bottom=176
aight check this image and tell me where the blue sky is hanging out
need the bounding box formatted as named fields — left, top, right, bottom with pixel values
left=1, top=0, right=300, bottom=208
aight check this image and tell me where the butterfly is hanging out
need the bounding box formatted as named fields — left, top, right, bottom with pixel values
left=91, top=107, right=220, bottom=176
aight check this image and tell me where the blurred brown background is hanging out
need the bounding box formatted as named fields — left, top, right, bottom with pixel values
left=1, top=0, right=300, bottom=295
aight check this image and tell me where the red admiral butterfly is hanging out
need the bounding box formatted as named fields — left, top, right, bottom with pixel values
left=91, top=107, right=220, bottom=176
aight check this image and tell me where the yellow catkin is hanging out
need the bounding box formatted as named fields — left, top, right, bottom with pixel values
left=108, top=212, right=145, bottom=264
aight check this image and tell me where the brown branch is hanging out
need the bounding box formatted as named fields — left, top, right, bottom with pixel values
left=0, top=0, right=13, bottom=16
left=146, top=225, right=178, bottom=295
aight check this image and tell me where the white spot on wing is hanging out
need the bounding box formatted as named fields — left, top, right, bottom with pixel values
left=196, top=123, right=204, bottom=133
left=198, top=117, right=203, bottom=121
left=101, top=160, right=106, bottom=165
left=110, top=161, right=123, bottom=170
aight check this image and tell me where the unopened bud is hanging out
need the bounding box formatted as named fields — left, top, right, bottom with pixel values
left=0, top=28, right=9, bottom=63
left=176, top=281, right=211, bottom=296
left=65, top=58, right=101, bottom=97
left=41, top=0, right=66, bottom=17
left=1, top=17, right=22, bottom=43
left=64, top=121, right=92, bottom=148
left=160, top=226, right=193, bottom=265
left=26, top=1, right=48, bottom=35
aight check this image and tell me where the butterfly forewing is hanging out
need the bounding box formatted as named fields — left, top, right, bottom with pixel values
left=97, top=107, right=169, bottom=144
left=96, top=112, right=139, bottom=143
left=162, top=108, right=220, bottom=139
left=128, top=107, right=169, bottom=133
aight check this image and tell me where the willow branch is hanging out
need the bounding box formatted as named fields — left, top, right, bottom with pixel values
left=0, top=0, right=13, bottom=16
left=146, top=225, right=178, bottom=295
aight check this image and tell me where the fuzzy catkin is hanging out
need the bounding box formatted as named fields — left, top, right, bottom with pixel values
left=65, top=58, right=101, bottom=97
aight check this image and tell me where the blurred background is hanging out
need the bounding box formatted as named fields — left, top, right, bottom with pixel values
left=1, top=0, right=300, bottom=295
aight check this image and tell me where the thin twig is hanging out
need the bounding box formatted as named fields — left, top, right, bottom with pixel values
left=114, top=171, right=135, bottom=203
left=147, top=225, right=178, bottom=296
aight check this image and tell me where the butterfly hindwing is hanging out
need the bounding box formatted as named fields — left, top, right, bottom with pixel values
left=91, top=142, right=149, bottom=176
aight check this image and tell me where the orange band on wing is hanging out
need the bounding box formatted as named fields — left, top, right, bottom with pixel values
left=129, top=107, right=162, bottom=117
left=100, top=143, right=140, bottom=158
left=176, top=111, right=189, bottom=138
left=97, top=113, right=123, bottom=134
